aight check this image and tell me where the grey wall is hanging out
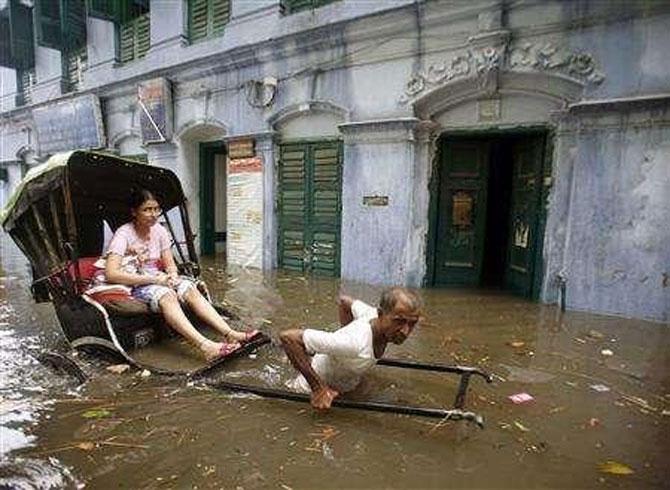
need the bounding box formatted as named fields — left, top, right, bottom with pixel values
left=545, top=100, right=670, bottom=322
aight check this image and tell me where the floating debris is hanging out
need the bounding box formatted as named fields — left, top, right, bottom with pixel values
left=507, top=340, right=525, bottom=348
left=81, top=409, right=111, bottom=419
left=600, top=349, right=614, bottom=357
left=508, top=393, right=534, bottom=404
left=590, top=384, right=611, bottom=393
left=106, top=364, right=130, bottom=374
left=598, top=460, right=634, bottom=475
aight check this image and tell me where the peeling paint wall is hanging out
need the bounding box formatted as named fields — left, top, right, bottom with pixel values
left=545, top=101, right=670, bottom=322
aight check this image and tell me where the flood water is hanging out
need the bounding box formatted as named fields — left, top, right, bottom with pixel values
left=1, top=235, right=669, bottom=489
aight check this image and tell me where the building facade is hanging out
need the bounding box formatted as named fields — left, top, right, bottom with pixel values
left=1, top=0, right=669, bottom=322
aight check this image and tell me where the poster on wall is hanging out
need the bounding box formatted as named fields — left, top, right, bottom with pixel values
left=138, top=78, right=173, bottom=144
left=33, top=94, right=106, bottom=154
left=227, top=156, right=263, bottom=268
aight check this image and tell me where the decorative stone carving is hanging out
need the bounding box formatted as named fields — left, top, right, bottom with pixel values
left=399, top=41, right=605, bottom=105
left=509, top=42, right=605, bottom=85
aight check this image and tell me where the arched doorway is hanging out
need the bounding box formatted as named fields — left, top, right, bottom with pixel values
left=269, top=101, right=347, bottom=277
left=175, top=120, right=228, bottom=258
left=412, top=71, right=586, bottom=298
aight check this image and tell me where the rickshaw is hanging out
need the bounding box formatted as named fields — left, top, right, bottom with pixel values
left=1, top=150, right=269, bottom=377
left=2, top=150, right=490, bottom=426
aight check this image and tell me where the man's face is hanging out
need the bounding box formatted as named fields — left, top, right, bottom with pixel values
left=379, top=300, right=421, bottom=344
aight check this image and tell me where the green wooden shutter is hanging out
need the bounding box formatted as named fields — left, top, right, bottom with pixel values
left=189, top=0, right=209, bottom=42
left=135, top=12, right=150, bottom=58
left=64, top=46, right=87, bottom=92
left=87, top=0, right=121, bottom=21
left=278, top=141, right=342, bottom=276
left=63, top=0, right=87, bottom=51
left=8, top=0, right=35, bottom=69
left=0, top=13, right=10, bottom=68
left=189, top=0, right=229, bottom=43
left=309, top=142, right=341, bottom=275
left=211, top=0, right=230, bottom=37
left=16, top=68, right=36, bottom=106
left=35, top=0, right=62, bottom=49
left=278, top=144, right=308, bottom=272
left=119, top=12, right=149, bottom=63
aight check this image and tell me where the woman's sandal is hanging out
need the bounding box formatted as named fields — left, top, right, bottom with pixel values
left=240, top=330, right=263, bottom=344
left=203, top=340, right=241, bottom=362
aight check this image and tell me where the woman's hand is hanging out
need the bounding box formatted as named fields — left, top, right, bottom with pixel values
left=154, top=273, right=170, bottom=286
left=167, top=271, right=179, bottom=288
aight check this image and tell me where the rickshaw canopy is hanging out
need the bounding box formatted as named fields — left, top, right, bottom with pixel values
left=1, top=150, right=194, bottom=282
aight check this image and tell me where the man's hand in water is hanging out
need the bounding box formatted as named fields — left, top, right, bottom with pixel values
left=311, top=386, right=339, bottom=410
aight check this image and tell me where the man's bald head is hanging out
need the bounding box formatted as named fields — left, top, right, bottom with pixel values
left=378, top=287, right=422, bottom=315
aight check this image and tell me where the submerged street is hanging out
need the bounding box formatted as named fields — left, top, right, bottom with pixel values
left=0, top=237, right=668, bottom=489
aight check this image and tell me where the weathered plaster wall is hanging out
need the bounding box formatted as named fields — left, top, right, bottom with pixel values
left=545, top=100, right=670, bottom=322
left=340, top=119, right=417, bottom=285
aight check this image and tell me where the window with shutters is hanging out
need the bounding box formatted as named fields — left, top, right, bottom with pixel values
left=118, top=11, right=150, bottom=63
left=87, top=0, right=119, bottom=21
left=116, top=1, right=150, bottom=64
left=15, top=68, right=36, bottom=107
left=188, top=0, right=230, bottom=43
left=35, top=0, right=62, bottom=49
left=280, top=0, right=340, bottom=16
left=85, top=0, right=149, bottom=64
left=1, top=0, right=35, bottom=70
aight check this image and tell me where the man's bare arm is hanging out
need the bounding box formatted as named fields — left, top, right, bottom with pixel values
left=279, top=329, right=338, bottom=409
left=337, top=294, right=354, bottom=326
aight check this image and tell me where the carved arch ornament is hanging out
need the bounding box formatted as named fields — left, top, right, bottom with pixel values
left=399, top=40, right=605, bottom=106
left=109, top=129, right=142, bottom=149
left=268, top=100, right=350, bottom=129
left=174, top=118, right=229, bottom=142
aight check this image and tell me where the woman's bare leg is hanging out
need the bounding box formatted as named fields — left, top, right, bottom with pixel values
left=158, top=292, right=236, bottom=360
left=182, top=287, right=250, bottom=343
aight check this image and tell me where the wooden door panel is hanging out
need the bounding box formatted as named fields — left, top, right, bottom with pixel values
left=278, top=144, right=308, bottom=272
left=434, top=141, right=489, bottom=286
left=278, top=141, right=342, bottom=276
left=505, top=137, right=545, bottom=295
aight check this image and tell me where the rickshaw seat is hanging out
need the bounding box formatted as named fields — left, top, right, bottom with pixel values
left=68, top=257, right=151, bottom=316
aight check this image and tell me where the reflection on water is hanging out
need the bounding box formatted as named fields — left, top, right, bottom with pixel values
left=0, top=236, right=82, bottom=489
left=1, top=242, right=669, bottom=488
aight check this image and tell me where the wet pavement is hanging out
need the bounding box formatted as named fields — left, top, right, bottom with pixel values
left=1, top=234, right=669, bottom=489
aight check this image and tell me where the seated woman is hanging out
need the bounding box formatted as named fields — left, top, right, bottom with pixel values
left=105, top=189, right=258, bottom=361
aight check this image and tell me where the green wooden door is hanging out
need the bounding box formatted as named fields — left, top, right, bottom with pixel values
left=278, top=141, right=342, bottom=276
left=199, top=142, right=225, bottom=256
left=505, top=136, right=546, bottom=296
left=433, top=140, right=489, bottom=286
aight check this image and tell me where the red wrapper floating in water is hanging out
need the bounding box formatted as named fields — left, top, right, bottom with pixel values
left=508, top=392, right=534, bottom=404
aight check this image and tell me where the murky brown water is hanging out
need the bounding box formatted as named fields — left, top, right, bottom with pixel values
left=1, top=235, right=669, bottom=489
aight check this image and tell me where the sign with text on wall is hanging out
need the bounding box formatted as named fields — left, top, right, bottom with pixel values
left=33, top=94, right=105, bottom=154
left=138, top=78, right=173, bottom=144
left=227, top=156, right=263, bottom=268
